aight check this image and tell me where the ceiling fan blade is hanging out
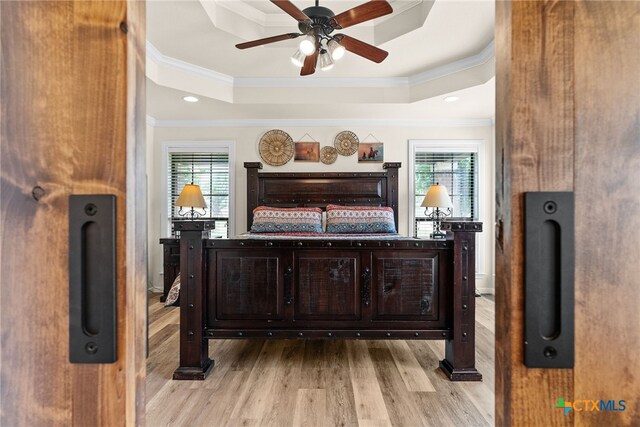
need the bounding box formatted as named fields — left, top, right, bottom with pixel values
left=331, top=0, right=393, bottom=29
left=300, top=49, right=319, bottom=76
left=236, top=33, right=301, bottom=49
left=334, top=34, right=388, bottom=63
left=271, top=0, right=311, bottom=23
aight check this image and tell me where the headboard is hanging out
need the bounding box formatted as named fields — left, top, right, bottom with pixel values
left=245, top=162, right=401, bottom=231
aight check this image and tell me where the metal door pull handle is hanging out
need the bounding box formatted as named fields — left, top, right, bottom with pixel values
left=69, top=195, right=117, bottom=363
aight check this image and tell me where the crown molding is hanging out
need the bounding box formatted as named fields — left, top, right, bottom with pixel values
left=234, top=76, right=409, bottom=88
left=146, top=115, right=493, bottom=129
left=146, top=39, right=494, bottom=93
left=409, top=40, right=495, bottom=85
left=146, top=41, right=234, bottom=85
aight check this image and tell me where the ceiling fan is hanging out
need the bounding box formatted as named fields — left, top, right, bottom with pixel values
left=235, top=0, right=393, bottom=76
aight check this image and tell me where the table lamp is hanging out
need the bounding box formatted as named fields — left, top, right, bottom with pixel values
left=420, top=182, right=453, bottom=239
left=175, top=184, right=207, bottom=220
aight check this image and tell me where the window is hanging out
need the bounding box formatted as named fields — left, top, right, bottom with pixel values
left=162, top=141, right=235, bottom=239
left=409, top=141, right=479, bottom=238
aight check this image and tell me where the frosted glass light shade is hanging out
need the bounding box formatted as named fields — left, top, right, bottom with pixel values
left=299, top=35, right=316, bottom=55
left=291, top=49, right=305, bottom=67
left=319, top=49, right=334, bottom=71
left=175, top=184, right=207, bottom=208
left=421, top=183, right=453, bottom=208
left=328, top=39, right=346, bottom=60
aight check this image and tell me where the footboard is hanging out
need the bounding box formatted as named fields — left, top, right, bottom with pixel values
left=207, top=244, right=450, bottom=337
left=171, top=220, right=482, bottom=382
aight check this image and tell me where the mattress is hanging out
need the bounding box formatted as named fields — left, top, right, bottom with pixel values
left=241, top=232, right=414, bottom=240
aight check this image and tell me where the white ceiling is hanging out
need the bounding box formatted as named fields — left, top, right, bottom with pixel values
left=146, top=0, right=496, bottom=123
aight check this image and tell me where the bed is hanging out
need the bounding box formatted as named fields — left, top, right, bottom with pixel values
left=167, top=162, right=482, bottom=381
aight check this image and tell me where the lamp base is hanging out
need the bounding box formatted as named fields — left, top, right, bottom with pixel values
left=177, top=207, right=205, bottom=220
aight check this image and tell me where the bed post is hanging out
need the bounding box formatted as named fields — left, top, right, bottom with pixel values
left=439, top=221, right=483, bottom=381
left=172, top=220, right=215, bottom=380
left=382, top=162, right=401, bottom=232
left=244, top=162, right=263, bottom=231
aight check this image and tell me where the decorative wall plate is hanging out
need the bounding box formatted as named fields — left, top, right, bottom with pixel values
left=320, top=146, right=338, bottom=164
left=334, top=131, right=359, bottom=156
left=259, top=129, right=294, bottom=166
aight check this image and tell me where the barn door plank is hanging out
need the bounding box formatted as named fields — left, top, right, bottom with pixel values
left=0, top=1, right=146, bottom=425
left=496, top=1, right=640, bottom=425
left=574, top=2, right=640, bottom=426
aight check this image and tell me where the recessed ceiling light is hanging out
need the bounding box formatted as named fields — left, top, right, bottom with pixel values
left=444, top=96, right=460, bottom=103
left=183, top=95, right=199, bottom=103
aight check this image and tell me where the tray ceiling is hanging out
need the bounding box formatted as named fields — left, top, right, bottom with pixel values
left=146, top=0, right=496, bottom=122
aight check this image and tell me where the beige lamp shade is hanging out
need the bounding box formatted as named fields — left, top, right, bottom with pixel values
left=421, top=183, right=453, bottom=208
left=175, top=184, right=207, bottom=208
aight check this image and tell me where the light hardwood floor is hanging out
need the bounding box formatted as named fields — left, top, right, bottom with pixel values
left=146, top=294, right=495, bottom=427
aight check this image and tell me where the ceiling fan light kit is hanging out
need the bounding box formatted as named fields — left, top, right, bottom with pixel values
left=299, top=34, right=317, bottom=55
left=291, top=49, right=306, bottom=67
left=319, top=49, right=334, bottom=71
left=236, top=0, right=393, bottom=76
left=327, top=38, right=346, bottom=60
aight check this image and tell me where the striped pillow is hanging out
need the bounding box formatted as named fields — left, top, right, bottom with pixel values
left=250, top=206, right=323, bottom=233
left=325, top=204, right=397, bottom=234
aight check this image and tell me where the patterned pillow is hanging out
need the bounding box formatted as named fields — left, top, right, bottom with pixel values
left=164, top=274, right=180, bottom=307
left=250, top=206, right=323, bottom=233
left=325, top=204, right=397, bottom=234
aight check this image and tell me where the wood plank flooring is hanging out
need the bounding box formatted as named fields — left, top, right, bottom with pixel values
left=146, top=294, right=495, bottom=427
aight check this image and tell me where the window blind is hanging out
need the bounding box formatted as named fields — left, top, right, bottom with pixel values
left=413, top=152, right=477, bottom=238
left=168, top=152, right=230, bottom=238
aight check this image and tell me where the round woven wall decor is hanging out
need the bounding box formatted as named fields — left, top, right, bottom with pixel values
left=258, top=129, right=294, bottom=166
left=334, top=131, right=359, bottom=156
left=320, top=146, right=338, bottom=165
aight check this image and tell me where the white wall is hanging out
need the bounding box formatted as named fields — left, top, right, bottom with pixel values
left=146, top=123, right=495, bottom=294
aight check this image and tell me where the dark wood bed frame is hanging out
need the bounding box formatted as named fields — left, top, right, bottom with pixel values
left=166, top=162, right=482, bottom=382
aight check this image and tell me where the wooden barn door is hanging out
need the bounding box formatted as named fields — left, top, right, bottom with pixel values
left=495, top=1, right=639, bottom=425
left=1, top=2, right=146, bottom=425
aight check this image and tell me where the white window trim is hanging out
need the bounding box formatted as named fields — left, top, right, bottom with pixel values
left=408, top=140, right=483, bottom=237
left=160, top=140, right=236, bottom=237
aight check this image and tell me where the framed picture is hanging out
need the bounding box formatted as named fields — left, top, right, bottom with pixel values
left=358, top=142, right=384, bottom=162
left=294, top=142, right=320, bottom=162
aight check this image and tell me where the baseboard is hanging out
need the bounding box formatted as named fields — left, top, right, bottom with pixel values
left=148, top=284, right=163, bottom=294
left=146, top=271, right=164, bottom=294
left=475, top=273, right=495, bottom=295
